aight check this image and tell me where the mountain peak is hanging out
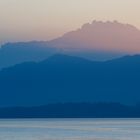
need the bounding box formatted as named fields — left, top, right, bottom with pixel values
left=81, top=20, right=138, bottom=31
left=50, top=20, right=140, bottom=53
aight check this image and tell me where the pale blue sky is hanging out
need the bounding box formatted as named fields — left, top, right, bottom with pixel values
left=0, top=0, right=140, bottom=43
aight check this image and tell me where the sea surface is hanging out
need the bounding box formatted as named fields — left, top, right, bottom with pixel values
left=0, top=119, right=139, bottom=140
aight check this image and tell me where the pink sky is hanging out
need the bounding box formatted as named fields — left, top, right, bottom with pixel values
left=0, top=0, right=140, bottom=43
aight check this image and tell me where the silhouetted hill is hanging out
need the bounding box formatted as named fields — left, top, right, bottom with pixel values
left=0, top=54, right=140, bottom=106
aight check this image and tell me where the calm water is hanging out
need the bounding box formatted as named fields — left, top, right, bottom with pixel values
left=0, top=119, right=140, bottom=140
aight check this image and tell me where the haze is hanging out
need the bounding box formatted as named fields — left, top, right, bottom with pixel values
left=0, top=0, right=140, bottom=43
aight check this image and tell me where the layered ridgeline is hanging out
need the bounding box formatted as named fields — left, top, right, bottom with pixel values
left=0, top=54, right=140, bottom=107
left=0, top=41, right=59, bottom=69
left=2, top=21, right=140, bottom=69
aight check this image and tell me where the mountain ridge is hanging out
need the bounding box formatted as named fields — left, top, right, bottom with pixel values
left=2, top=20, right=140, bottom=69
left=0, top=54, right=140, bottom=106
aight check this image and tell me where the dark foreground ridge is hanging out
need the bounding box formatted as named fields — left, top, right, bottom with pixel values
left=1, top=54, right=140, bottom=106
left=0, top=103, right=140, bottom=118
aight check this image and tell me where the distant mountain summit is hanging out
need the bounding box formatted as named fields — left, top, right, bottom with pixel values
left=49, top=21, right=140, bottom=52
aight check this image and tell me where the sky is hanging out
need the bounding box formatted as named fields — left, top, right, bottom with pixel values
left=0, top=0, right=140, bottom=44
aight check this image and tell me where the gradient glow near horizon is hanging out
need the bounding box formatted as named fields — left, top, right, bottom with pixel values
left=0, top=0, right=140, bottom=43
